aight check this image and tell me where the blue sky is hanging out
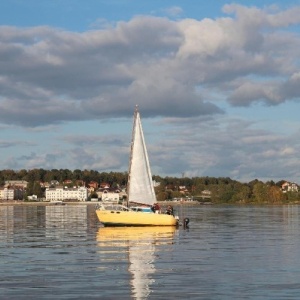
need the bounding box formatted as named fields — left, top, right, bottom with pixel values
left=1, top=0, right=300, bottom=183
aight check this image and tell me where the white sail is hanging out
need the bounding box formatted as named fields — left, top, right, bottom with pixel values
left=127, top=107, right=156, bottom=206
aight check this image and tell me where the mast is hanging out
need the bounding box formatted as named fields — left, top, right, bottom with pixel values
left=127, top=105, right=138, bottom=207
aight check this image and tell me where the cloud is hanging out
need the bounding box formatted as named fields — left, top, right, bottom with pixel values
left=149, top=115, right=300, bottom=182
left=164, top=6, right=184, bottom=17
left=0, top=140, right=34, bottom=148
left=7, top=152, right=59, bottom=170
left=1, top=4, right=299, bottom=127
left=68, top=147, right=127, bottom=171
left=1, top=4, right=300, bottom=183
left=63, top=134, right=126, bottom=147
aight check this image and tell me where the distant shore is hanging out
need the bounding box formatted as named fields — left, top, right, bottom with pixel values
left=0, top=201, right=95, bottom=206
left=0, top=200, right=202, bottom=206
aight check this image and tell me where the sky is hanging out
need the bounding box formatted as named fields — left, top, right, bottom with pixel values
left=1, top=0, right=300, bottom=183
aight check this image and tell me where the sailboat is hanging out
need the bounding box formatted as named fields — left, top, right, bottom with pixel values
left=95, top=106, right=178, bottom=226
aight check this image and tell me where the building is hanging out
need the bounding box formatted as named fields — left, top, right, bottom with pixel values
left=5, top=180, right=28, bottom=188
left=63, top=180, right=72, bottom=185
left=200, top=190, right=212, bottom=199
left=45, top=186, right=88, bottom=202
left=282, top=182, right=299, bottom=193
left=100, top=191, right=120, bottom=203
left=28, top=195, right=38, bottom=201
left=0, top=187, right=15, bottom=200
left=14, top=188, right=25, bottom=200
left=88, top=181, right=99, bottom=189
left=99, top=182, right=110, bottom=189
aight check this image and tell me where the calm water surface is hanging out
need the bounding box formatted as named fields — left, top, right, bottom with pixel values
left=1, top=204, right=300, bottom=299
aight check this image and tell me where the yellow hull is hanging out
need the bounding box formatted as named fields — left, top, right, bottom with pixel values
left=96, top=210, right=178, bottom=226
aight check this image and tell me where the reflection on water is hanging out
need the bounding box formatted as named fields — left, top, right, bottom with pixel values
left=0, top=205, right=98, bottom=231
left=97, top=226, right=176, bottom=299
left=2, top=204, right=300, bottom=299
left=0, top=205, right=101, bottom=300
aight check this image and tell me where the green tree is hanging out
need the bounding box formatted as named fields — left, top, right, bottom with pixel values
left=252, top=181, right=269, bottom=203
left=73, top=169, right=83, bottom=180
left=285, top=191, right=300, bottom=203
left=33, top=182, right=43, bottom=198
left=18, top=169, right=28, bottom=180
left=25, top=181, right=34, bottom=199
left=156, top=191, right=167, bottom=201
left=231, top=184, right=251, bottom=203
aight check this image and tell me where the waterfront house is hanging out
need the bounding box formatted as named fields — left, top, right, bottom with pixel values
left=0, top=187, right=14, bottom=200
left=45, top=186, right=88, bottom=202
left=282, top=182, right=299, bottom=193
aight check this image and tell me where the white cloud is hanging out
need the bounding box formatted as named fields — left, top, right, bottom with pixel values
left=164, top=6, right=184, bottom=17
left=1, top=5, right=300, bottom=126
left=1, top=4, right=300, bottom=182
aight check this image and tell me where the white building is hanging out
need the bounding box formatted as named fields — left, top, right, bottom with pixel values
left=45, top=186, right=88, bottom=202
left=28, top=195, right=38, bottom=201
left=0, top=188, right=15, bottom=200
left=282, top=182, right=299, bottom=193
left=101, top=191, right=120, bottom=203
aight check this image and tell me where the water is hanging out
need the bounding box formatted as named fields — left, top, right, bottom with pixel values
left=1, top=204, right=300, bottom=299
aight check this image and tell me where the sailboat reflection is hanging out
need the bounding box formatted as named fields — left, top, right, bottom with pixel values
left=97, top=226, right=176, bottom=299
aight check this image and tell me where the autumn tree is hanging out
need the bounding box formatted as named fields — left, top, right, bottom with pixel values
left=252, top=181, right=269, bottom=203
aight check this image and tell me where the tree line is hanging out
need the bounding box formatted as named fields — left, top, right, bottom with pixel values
left=0, top=168, right=299, bottom=204
left=154, top=176, right=298, bottom=204
left=0, top=168, right=128, bottom=187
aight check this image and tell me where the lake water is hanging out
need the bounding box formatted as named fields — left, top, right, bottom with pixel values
left=1, top=204, right=300, bottom=299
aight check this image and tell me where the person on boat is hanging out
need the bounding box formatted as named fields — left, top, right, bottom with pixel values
left=151, top=203, right=160, bottom=213
left=166, top=205, right=174, bottom=216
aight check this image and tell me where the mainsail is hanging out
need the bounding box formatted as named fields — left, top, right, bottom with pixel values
left=127, top=107, right=156, bottom=206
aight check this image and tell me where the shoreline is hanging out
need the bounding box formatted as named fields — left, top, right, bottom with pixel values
left=1, top=201, right=298, bottom=207
left=0, top=201, right=96, bottom=206
left=0, top=200, right=202, bottom=206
